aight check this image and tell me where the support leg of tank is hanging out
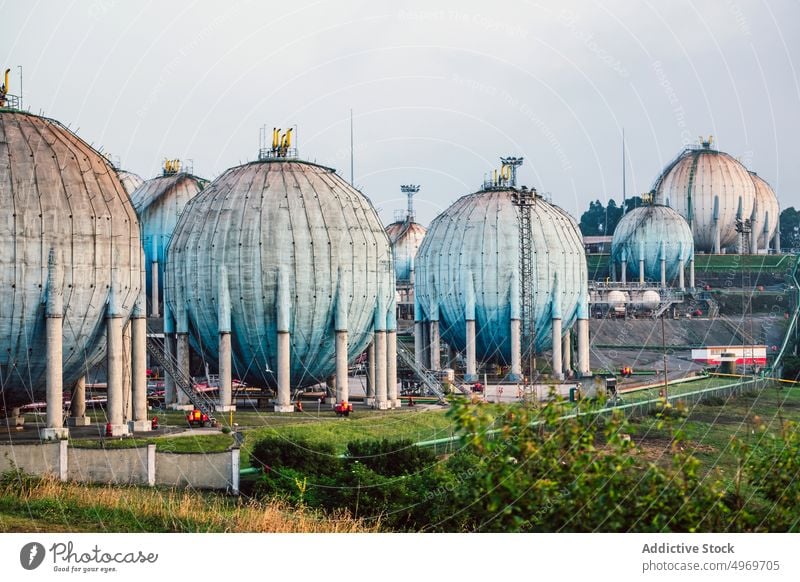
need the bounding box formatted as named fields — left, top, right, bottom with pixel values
left=660, top=257, right=667, bottom=288
left=578, top=316, right=591, bottom=377
left=551, top=317, right=563, bottom=380
left=678, top=259, right=685, bottom=291
left=122, top=321, right=132, bottom=421
left=67, top=376, right=91, bottom=427
left=414, top=320, right=424, bottom=369
left=41, top=309, right=69, bottom=440
left=274, top=331, right=293, bottom=412
left=335, top=330, right=349, bottom=406
left=509, top=318, right=521, bottom=381
left=387, top=329, right=399, bottom=408
left=130, top=312, right=151, bottom=431
left=465, top=319, right=477, bottom=382
left=689, top=258, right=695, bottom=289
left=366, top=338, right=376, bottom=406
left=562, top=328, right=572, bottom=376
left=621, top=260, right=627, bottom=284
left=639, top=259, right=645, bottom=284
left=374, top=330, right=389, bottom=409
left=164, top=333, right=176, bottom=406
left=429, top=320, right=441, bottom=371
left=151, top=260, right=160, bottom=318
left=106, top=312, right=129, bottom=436
left=216, top=332, right=235, bottom=412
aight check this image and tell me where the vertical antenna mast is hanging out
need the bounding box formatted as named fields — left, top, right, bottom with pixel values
left=17, top=65, right=22, bottom=110
left=350, top=109, right=354, bottom=186
left=622, top=127, right=626, bottom=207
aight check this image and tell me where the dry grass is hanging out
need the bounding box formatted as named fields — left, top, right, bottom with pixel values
left=0, top=473, right=375, bottom=533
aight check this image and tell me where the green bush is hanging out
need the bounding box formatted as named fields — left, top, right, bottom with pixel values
left=345, top=438, right=436, bottom=476
left=250, top=435, right=341, bottom=478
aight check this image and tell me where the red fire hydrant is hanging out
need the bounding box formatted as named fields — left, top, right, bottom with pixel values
left=151, top=416, right=159, bottom=430
left=105, top=422, right=112, bottom=437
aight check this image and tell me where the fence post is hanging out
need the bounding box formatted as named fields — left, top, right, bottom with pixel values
left=147, top=444, right=156, bottom=487
left=231, top=448, right=240, bottom=495
left=59, top=440, right=68, bottom=482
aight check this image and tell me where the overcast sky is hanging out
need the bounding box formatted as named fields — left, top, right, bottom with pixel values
left=3, top=0, right=798, bottom=226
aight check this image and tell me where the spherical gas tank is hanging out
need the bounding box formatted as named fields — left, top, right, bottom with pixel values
left=415, top=188, right=587, bottom=363
left=130, top=172, right=206, bottom=313
left=607, top=290, right=629, bottom=308
left=640, top=290, right=661, bottom=310
left=117, top=170, right=144, bottom=197
left=0, top=110, right=142, bottom=406
left=750, top=172, right=780, bottom=251
left=654, top=143, right=755, bottom=253
left=165, top=159, right=394, bottom=388
left=385, top=220, right=426, bottom=282
left=611, top=205, right=693, bottom=283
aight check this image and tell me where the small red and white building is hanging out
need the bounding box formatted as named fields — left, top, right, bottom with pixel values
left=691, top=345, right=767, bottom=366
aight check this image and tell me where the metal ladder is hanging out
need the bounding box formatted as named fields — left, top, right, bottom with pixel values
left=395, top=342, right=448, bottom=405
left=145, top=334, right=217, bottom=425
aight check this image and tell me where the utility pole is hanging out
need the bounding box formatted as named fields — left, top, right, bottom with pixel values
left=661, top=314, right=668, bottom=398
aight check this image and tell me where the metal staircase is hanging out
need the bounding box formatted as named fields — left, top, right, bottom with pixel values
left=395, top=342, right=448, bottom=405
left=145, top=334, right=217, bottom=425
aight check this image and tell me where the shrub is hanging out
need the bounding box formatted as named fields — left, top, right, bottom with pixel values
left=345, top=438, right=436, bottom=476
left=250, top=435, right=341, bottom=478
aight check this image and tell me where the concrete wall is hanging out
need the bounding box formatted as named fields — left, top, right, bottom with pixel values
left=0, top=442, right=60, bottom=477
left=68, top=447, right=148, bottom=485
left=155, top=451, right=233, bottom=490
left=0, top=442, right=239, bottom=493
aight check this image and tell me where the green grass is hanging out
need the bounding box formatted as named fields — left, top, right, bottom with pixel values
left=632, top=383, right=800, bottom=478
left=240, top=408, right=454, bottom=463
left=69, top=433, right=234, bottom=454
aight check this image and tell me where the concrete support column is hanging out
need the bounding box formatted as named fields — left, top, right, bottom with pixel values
left=774, top=229, right=781, bottom=254
left=218, top=332, right=233, bottom=410
left=175, top=333, right=191, bottom=407
left=366, top=338, right=376, bottom=406
left=274, top=267, right=293, bottom=413
left=335, top=331, right=348, bottom=405
left=275, top=331, right=292, bottom=412
left=122, top=321, right=132, bottom=421
left=387, top=301, right=399, bottom=408
left=610, top=260, right=616, bottom=282
left=374, top=300, right=389, bottom=410
left=42, top=279, right=68, bottom=440
left=447, top=344, right=458, bottom=370
left=216, top=266, right=235, bottom=412
left=660, top=258, right=667, bottom=288
left=421, top=321, right=431, bottom=369
left=334, top=269, right=350, bottom=406
left=68, top=376, right=90, bottom=427
left=678, top=259, right=685, bottom=291
left=130, top=306, right=150, bottom=431
left=387, top=330, right=398, bottom=408
left=621, top=259, right=627, bottom=284
left=577, top=293, right=591, bottom=377
left=713, top=222, right=721, bottom=254
left=689, top=257, right=695, bottom=289
left=151, top=260, right=160, bottom=318
left=551, top=317, right=563, bottom=380
left=163, top=305, right=176, bottom=405
left=429, top=320, right=441, bottom=371
left=465, top=320, right=477, bottom=382
left=106, top=296, right=129, bottom=436
left=510, top=319, right=522, bottom=381
left=562, top=329, right=572, bottom=377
